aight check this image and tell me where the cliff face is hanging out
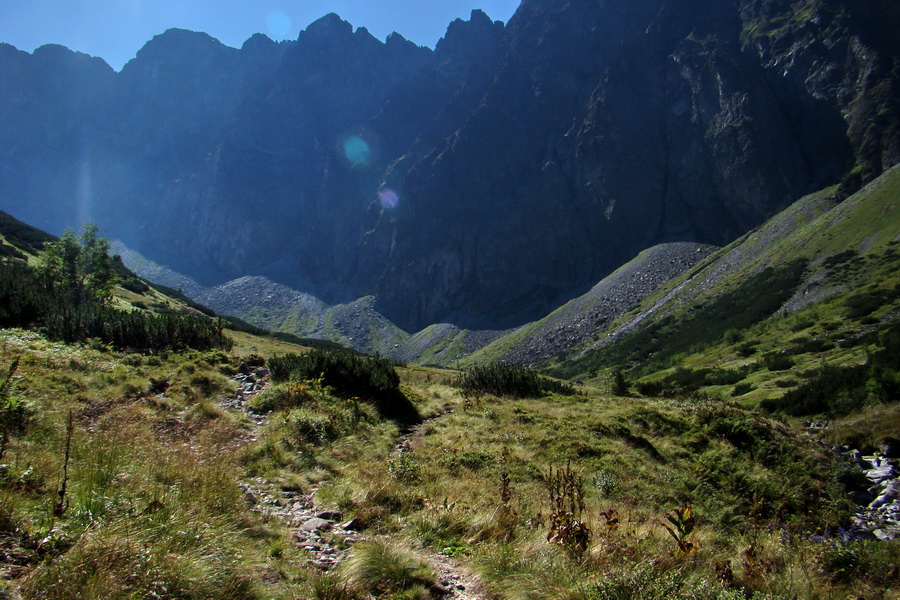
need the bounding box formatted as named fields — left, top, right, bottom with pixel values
left=368, top=0, right=899, bottom=329
left=0, top=1, right=897, bottom=331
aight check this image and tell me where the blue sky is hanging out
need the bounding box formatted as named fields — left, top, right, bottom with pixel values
left=0, top=0, right=521, bottom=71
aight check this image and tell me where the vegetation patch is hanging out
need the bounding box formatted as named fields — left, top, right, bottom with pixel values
left=455, top=363, right=575, bottom=399
left=268, top=350, right=418, bottom=423
left=0, top=226, right=231, bottom=352
left=636, top=366, right=754, bottom=398
left=762, top=322, right=900, bottom=416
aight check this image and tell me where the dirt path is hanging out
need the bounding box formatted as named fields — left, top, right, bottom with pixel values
left=227, top=374, right=491, bottom=599
left=394, top=412, right=491, bottom=600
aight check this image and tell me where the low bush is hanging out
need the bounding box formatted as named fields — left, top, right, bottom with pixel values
left=455, top=364, right=575, bottom=398
left=761, top=353, right=795, bottom=372
left=731, top=382, right=755, bottom=396
left=268, top=350, right=417, bottom=422
left=269, top=350, right=398, bottom=398
left=845, top=285, right=900, bottom=320
left=763, top=325, right=900, bottom=416
left=0, top=261, right=231, bottom=352
left=636, top=365, right=754, bottom=397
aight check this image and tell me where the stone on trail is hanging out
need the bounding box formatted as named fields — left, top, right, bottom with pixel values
left=300, top=517, right=334, bottom=532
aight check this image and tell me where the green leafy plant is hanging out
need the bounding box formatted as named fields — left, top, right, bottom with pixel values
left=388, top=452, right=420, bottom=483
left=37, top=224, right=117, bottom=307
left=660, top=504, right=697, bottom=555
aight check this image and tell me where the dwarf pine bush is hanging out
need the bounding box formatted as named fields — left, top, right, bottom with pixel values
left=455, top=363, right=575, bottom=398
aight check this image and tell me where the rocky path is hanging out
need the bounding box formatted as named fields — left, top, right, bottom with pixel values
left=393, top=412, right=490, bottom=599
left=226, top=369, right=490, bottom=599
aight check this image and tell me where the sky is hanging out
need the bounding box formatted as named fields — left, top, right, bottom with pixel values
left=0, top=0, right=522, bottom=71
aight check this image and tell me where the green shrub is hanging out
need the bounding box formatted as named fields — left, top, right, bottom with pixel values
left=736, top=342, right=757, bottom=357
left=455, top=363, right=575, bottom=398
left=844, top=286, right=900, bottom=319
left=269, top=350, right=398, bottom=398
left=611, top=369, right=629, bottom=395
left=267, top=350, right=417, bottom=423
left=637, top=365, right=754, bottom=397
left=0, top=261, right=231, bottom=352
left=388, top=453, right=420, bottom=483
left=592, top=469, right=621, bottom=498
left=731, top=382, right=755, bottom=396
left=762, top=326, right=900, bottom=416
left=762, top=353, right=794, bottom=372
left=774, top=378, right=798, bottom=388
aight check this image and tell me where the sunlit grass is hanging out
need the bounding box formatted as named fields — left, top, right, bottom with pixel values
left=0, top=326, right=895, bottom=599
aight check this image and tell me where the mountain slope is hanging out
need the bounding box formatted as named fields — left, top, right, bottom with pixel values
left=462, top=242, right=718, bottom=368
left=544, top=164, right=900, bottom=404
left=366, top=0, right=900, bottom=329
left=0, top=1, right=897, bottom=331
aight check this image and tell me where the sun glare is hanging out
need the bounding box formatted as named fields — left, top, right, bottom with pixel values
left=266, top=10, right=292, bottom=39
left=378, top=188, right=400, bottom=210
left=342, top=134, right=373, bottom=167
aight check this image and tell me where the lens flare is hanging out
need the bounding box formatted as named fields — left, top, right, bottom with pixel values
left=378, top=188, right=400, bottom=210
left=342, top=135, right=372, bottom=167
left=266, top=11, right=292, bottom=39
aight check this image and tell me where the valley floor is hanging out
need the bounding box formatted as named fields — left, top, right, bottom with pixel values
left=0, top=328, right=897, bottom=599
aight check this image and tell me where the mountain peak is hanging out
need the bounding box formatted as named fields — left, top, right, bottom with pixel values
left=302, top=13, right=353, bottom=40
left=28, top=43, right=114, bottom=73
left=241, top=32, right=277, bottom=51
left=126, top=28, right=232, bottom=70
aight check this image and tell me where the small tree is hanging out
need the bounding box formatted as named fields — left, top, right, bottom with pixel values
left=38, top=224, right=116, bottom=306
left=611, top=369, right=629, bottom=396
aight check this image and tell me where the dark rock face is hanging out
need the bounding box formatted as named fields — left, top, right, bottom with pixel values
left=0, top=1, right=897, bottom=331
left=368, top=0, right=898, bottom=330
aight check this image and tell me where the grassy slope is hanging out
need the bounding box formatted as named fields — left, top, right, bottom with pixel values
left=545, top=166, right=900, bottom=404
left=3, top=326, right=896, bottom=599
left=1, top=184, right=898, bottom=598
left=0, top=211, right=55, bottom=264
left=1, top=207, right=896, bottom=598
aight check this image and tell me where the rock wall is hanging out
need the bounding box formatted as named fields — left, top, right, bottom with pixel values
left=0, top=0, right=897, bottom=331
